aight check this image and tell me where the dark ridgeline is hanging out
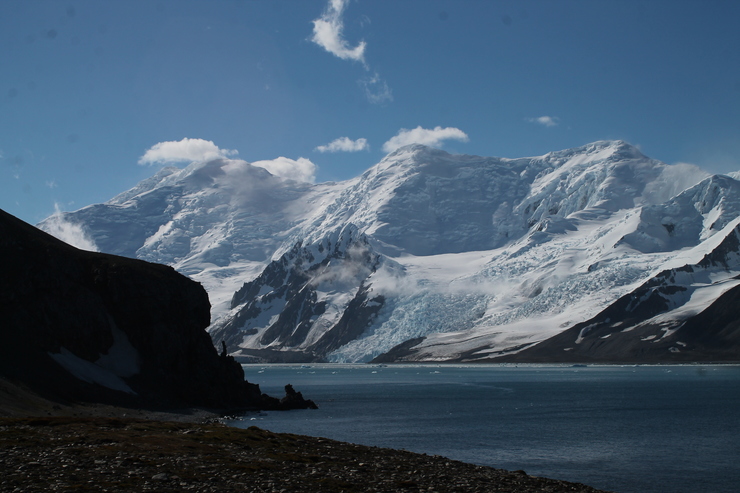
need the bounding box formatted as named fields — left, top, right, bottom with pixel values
left=213, top=225, right=386, bottom=363
left=0, top=208, right=315, bottom=412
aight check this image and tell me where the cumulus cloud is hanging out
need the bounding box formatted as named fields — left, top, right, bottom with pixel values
left=251, top=157, right=317, bottom=183
left=527, top=116, right=560, bottom=127
left=41, top=204, right=99, bottom=251
left=382, top=126, right=470, bottom=153
left=311, top=0, right=366, bottom=64
left=138, top=138, right=237, bottom=165
left=315, top=137, right=369, bottom=153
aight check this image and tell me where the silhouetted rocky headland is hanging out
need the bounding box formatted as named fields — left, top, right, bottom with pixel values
left=0, top=208, right=315, bottom=414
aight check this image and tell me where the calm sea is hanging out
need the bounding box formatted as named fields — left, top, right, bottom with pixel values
left=227, top=364, right=740, bottom=493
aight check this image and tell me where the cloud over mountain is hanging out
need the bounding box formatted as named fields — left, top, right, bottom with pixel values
left=139, top=138, right=237, bottom=165
left=251, top=157, right=317, bottom=183
left=382, top=126, right=469, bottom=152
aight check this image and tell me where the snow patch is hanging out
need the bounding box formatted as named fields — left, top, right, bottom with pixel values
left=49, top=348, right=136, bottom=394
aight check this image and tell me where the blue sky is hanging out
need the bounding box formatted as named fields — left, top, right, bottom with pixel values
left=2, top=0, right=740, bottom=224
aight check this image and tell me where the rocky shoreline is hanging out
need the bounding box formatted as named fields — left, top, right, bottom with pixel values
left=0, top=208, right=611, bottom=492
left=0, top=374, right=612, bottom=492
left=0, top=415, right=610, bottom=493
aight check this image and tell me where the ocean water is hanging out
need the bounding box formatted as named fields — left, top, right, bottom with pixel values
left=228, top=364, right=740, bottom=493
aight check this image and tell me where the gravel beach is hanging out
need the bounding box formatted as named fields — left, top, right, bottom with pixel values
left=0, top=415, right=611, bottom=493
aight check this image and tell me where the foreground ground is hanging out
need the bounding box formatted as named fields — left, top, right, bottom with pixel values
left=0, top=378, right=610, bottom=492
left=0, top=416, right=610, bottom=493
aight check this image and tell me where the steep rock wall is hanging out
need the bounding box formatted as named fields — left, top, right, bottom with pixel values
left=0, top=208, right=300, bottom=410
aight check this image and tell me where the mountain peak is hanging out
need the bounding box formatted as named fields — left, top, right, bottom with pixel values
left=371, top=144, right=452, bottom=172
left=539, top=140, right=645, bottom=163
left=385, top=143, right=441, bottom=156
left=38, top=140, right=740, bottom=364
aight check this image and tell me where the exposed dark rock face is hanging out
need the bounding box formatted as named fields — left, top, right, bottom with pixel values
left=0, top=209, right=315, bottom=411
left=260, top=384, right=319, bottom=411
left=309, top=284, right=385, bottom=356
left=211, top=225, right=388, bottom=363
left=495, top=259, right=740, bottom=364
left=371, top=337, right=426, bottom=363
left=496, top=280, right=740, bottom=363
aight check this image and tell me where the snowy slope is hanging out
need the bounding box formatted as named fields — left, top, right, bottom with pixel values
left=40, top=140, right=740, bottom=363
left=287, top=141, right=695, bottom=256
left=39, top=158, right=346, bottom=314
left=495, top=217, right=740, bottom=362
left=381, top=170, right=740, bottom=362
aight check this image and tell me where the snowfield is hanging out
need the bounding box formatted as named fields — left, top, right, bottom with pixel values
left=40, top=140, right=740, bottom=362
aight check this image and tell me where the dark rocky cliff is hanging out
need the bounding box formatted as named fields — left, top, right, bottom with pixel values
left=211, top=226, right=387, bottom=363
left=0, top=209, right=314, bottom=411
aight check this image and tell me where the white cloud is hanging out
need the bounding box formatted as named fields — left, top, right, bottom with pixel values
left=527, top=116, right=560, bottom=127
left=41, top=204, right=99, bottom=251
left=251, top=157, right=317, bottom=183
left=382, top=126, right=470, bottom=153
left=316, top=137, right=369, bottom=153
left=310, top=1, right=394, bottom=105
left=359, top=72, right=393, bottom=104
left=45, top=180, right=57, bottom=189
left=311, top=0, right=366, bottom=64
left=138, top=138, right=237, bottom=165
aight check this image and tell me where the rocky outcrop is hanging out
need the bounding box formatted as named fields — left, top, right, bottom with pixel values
left=211, top=225, right=388, bottom=362
left=0, top=209, right=315, bottom=411
left=260, top=384, right=319, bottom=411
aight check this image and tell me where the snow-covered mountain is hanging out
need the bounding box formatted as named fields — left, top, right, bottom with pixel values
left=493, top=216, right=740, bottom=363
left=209, top=224, right=393, bottom=362
left=40, top=140, right=740, bottom=363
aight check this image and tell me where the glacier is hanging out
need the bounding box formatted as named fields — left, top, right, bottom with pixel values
left=39, top=140, right=740, bottom=363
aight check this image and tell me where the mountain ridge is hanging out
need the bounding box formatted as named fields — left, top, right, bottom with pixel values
left=39, top=141, right=739, bottom=363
